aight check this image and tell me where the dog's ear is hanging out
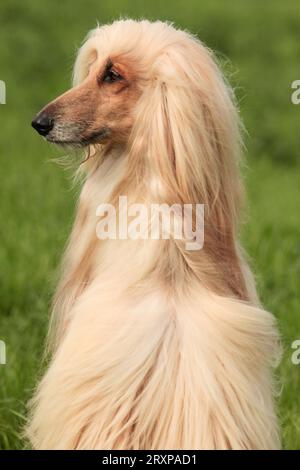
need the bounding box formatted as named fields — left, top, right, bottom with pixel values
left=126, top=45, right=248, bottom=299
left=129, top=46, right=243, bottom=212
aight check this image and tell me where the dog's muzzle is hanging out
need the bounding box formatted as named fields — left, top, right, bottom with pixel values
left=31, top=112, right=54, bottom=136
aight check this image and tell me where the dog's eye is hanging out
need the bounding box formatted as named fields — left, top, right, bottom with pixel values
left=103, top=68, right=123, bottom=83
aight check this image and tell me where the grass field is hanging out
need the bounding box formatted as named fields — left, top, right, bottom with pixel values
left=0, top=0, right=299, bottom=449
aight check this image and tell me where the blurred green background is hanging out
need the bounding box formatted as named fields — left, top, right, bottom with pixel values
left=0, top=0, right=299, bottom=449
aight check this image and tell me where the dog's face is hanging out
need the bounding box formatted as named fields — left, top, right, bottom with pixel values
left=31, top=54, right=142, bottom=147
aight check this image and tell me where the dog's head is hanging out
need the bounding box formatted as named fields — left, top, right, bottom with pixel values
left=32, top=19, right=242, bottom=210
left=32, top=20, right=239, bottom=151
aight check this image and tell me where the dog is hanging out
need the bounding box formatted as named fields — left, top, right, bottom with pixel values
left=27, top=19, right=281, bottom=449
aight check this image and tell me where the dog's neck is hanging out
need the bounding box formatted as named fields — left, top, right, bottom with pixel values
left=49, top=145, right=256, bottom=350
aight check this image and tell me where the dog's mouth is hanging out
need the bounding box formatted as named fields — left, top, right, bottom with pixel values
left=45, top=127, right=111, bottom=147
left=31, top=112, right=111, bottom=148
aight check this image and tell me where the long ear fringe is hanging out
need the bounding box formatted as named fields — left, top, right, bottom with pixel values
left=124, top=45, right=248, bottom=299
left=129, top=44, right=243, bottom=212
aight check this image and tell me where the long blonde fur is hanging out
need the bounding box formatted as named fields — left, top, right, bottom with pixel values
left=26, top=19, right=281, bottom=449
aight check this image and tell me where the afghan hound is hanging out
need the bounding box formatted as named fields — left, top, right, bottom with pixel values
left=28, top=19, right=281, bottom=449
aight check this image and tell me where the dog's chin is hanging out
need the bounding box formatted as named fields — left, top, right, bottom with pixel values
left=46, top=128, right=110, bottom=148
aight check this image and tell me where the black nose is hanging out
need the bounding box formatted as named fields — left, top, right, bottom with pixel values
left=31, top=113, right=54, bottom=136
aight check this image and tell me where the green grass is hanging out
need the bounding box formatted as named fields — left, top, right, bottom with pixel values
left=0, top=0, right=299, bottom=449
